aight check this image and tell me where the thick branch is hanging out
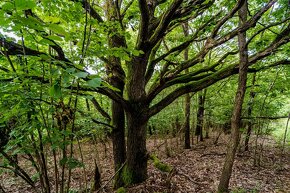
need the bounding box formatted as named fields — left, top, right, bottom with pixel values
left=147, top=21, right=289, bottom=104
left=248, top=60, right=290, bottom=72
left=148, top=56, right=290, bottom=118
left=91, top=97, right=111, bottom=121
left=172, top=0, right=214, bottom=20
left=246, top=17, right=290, bottom=47
left=148, top=64, right=237, bottom=117
left=136, top=0, right=150, bottom=48
left=0, top=37, right=44, bottom=56
left=211, top=0, right=245, bottom=38
left=149, top=0, right=183, bottom=46
left=70, top=85, right=130, bottom=111
left=162, top=0, right=278, bottom=77
left=149, top=13, right=217, bottom=69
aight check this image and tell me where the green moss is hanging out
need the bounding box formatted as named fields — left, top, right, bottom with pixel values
left=121, top=165, right=133, bottom=186
left=116, top=187, right=126, bottom=193
left=150, top=154, right=172, bottom=173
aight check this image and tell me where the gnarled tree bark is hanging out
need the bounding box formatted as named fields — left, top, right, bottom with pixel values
left=106, top=0, right=127, bottom=188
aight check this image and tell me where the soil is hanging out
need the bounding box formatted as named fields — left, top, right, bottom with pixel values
left=0, top=134, right=289, bottom=193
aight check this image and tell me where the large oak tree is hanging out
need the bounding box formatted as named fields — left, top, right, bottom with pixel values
left=1, top=0, right=289, bottom=186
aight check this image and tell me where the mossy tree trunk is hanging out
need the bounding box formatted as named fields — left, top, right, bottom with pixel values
left=106, top=0, right=127, bottom=188
left=126, top=110, right=148, bottom=184
left=125, top=53, right=150, bottom=184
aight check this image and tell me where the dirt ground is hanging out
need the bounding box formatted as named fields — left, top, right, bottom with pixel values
left=0, top=134, right=289, bottom=193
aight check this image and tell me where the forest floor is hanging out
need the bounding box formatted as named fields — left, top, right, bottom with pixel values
left=0, top=134, right=289, bottom=193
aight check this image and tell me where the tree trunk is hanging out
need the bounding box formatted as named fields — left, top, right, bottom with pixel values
left=281, top=113, right=290, bottom=160
left=126, top=111, right=148, bottom=184
left=183, top=22, right=191, bottom=149
left=106, top=0, right=127, bottom=188
left=126, top=53, right=149, bottom=184
left=184, top=93, right=191, bottom=149
left=218, top=1, right=248, bottom=192
left=93, top=160, right=101, bottom=191
left=111, top=96, right=126, bottom=188
left=205, top=124, right=210, bottom=139
left=195, top=90, right=206, bottom=142
left=244, top=73, right=256, bottom=151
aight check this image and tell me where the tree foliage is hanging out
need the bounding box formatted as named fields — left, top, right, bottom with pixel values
left=0, top=0, right=289, bottom=191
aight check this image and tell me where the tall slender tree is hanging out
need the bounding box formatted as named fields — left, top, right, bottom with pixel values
left=218, top=0, right=249, bottom=191
left=195, top=90, right=206, bottom=142
left=244, top=72, right=256, bottom=151
left=183, top=22, right=191, bottom=149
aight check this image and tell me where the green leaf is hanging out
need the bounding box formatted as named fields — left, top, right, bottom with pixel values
left=73, top=72, right=88, bottom=78
left=16, top=16, right=44, bottom=31
left=43, top=16, right=61, bottom=24
left=39, top=38, right=56, bottom=46
left=60, top=157, right=84, bottom=169
left=2, top=2, right=14, bottom=11
left=131, top=49, right=143, bottom=56
left=39, top=54, right=51, bottom=60
left=102, top=82, right=120, bottom=92
left=66, top=158, right=84, bottom=169
left=15, top=0, right=36, bottom=10
left=47, top=35, right=63, bottom=41
left=66, top=68, right=76, bottom=74
left=49, top=82, right=62, bottom=98
left=31, top=172, right=40, bottom=182
left=48, top=24, right=67, bottom=36
left=87, top=77, right=101, bottom=88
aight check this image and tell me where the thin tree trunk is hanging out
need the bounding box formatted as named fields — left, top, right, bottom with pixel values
left=244, top=73, right=256, bottom=151
left=93, top=160, right=101, bottom=191
left=195, top=90, right=206, bottom=142
left=280, top=113, right=290, bottom=165
left=205, top=122, right=210, bottom=139
left=183, top=22, right=191, bottom=149
left=0, top=150, right=35, bottom=188
left=218, top=1, right=248, bottom=192
left=282, top=113, right=290, bottom=153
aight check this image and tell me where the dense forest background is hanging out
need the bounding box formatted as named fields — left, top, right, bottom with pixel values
left=0, top=0, right=289, bottom=192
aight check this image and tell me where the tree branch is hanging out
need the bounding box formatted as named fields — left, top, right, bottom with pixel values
left=121, top=0, right=134, bottom=18
left=161, top=0, right=278, bottom=77
left=136, top=0, right=150, bottom=49
left=147, top=41, right=290, bottom=118
left=210, top=0, right=245, bottom=38
left=71, top=0, right=104, bottom=22
left=149, top=0, right=183, bottom=46
left=91, top=97, right=111, bottom=121
left=0, top=37, right=44, bottom=56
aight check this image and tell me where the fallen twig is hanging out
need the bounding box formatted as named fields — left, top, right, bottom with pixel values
left=96, top=160, right=127, bottom=193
